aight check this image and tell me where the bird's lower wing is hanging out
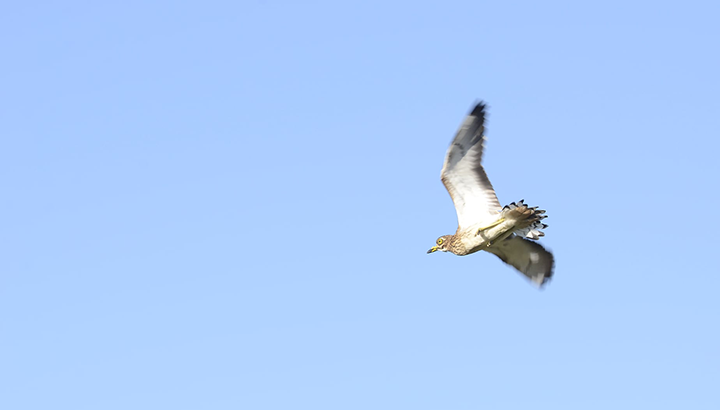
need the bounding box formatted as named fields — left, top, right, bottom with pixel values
left=486, top=236, right=554, bottom=287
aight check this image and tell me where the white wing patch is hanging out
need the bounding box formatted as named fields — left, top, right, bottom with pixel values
left=529, top=252, right=540, bottom=264
left=440, top=103, right=502, bottom=229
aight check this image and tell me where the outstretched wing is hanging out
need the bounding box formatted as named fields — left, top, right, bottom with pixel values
left=441, top=102, right=502, bottom=229
left=486, top=236, right=555, bottom=286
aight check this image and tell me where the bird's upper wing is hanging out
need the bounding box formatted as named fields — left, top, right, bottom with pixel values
left=486, top=236, right=554, bottom=286
left=440, top=102, right=502, bottom=229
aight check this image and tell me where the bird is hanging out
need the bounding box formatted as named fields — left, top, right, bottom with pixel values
left=427, top=102, right=554, bottom=287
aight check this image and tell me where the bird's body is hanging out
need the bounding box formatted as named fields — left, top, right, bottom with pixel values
left=444, top=203, right=541, bottom=255
left=427, top=102, right=554, bottom=286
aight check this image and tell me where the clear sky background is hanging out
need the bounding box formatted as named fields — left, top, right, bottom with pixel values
left=2, top=1, right=719, bottom=409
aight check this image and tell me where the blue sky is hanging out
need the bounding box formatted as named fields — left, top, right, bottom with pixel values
left=2, top=1, right=719, bottom=409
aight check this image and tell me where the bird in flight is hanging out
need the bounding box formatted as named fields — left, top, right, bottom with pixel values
left=427, top=102, right=554, bottom=286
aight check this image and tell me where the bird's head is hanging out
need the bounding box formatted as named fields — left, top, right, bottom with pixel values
left=427, top=235, right=451, bottom=254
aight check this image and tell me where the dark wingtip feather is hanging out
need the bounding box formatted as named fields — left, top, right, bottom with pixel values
left=470, top=101, right=487, bottom=117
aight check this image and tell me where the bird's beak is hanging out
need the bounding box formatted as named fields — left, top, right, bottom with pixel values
left=427, top=246, right=439, bottom=254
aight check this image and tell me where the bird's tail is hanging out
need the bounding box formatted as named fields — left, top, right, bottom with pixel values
left=501, top=199, right=548, bottom=240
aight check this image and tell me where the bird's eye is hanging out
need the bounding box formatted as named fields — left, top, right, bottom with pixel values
left=437, top=238, right=444, bottom=245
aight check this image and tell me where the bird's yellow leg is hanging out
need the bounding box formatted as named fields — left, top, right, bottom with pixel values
left=476, top=218, right=505, bottom=235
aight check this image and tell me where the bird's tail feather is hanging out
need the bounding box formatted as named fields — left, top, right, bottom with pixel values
left=501, top=199, right=548, bottom=240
